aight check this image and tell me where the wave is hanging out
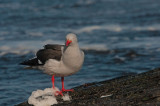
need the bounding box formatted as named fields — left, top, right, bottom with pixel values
left=0, top=36, right=160, bottom=56
left=73, top=25, right=122, bottom=33
left=0, top=40, right=109, bottom=56
left=73, top=24, right=160, bottom=34
left=81, top=43, right=108, bottom=51
left=4, top=24, right=159, bottom=39
left=132, top=24, right=160, bottom=31
left=23, top=24, right=160, bottom=37
left=0, top=40, right=63, bottom=56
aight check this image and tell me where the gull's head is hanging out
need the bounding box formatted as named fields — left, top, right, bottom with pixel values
left=65, top=33, right=78, bottom=46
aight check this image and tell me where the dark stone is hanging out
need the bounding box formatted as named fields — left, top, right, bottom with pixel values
left=16, top=68, right=160, bottom=106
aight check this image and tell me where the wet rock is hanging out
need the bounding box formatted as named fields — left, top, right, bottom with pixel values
left=16, top=68, right=160, bottom=106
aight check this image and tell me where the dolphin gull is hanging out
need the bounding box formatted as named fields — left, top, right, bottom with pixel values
left=20, top=33, right=84, bottom=96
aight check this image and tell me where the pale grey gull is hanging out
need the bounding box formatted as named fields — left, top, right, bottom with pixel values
left=20, top=33, right=84, bottom=96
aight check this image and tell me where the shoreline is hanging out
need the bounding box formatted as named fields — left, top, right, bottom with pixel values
left=17, top=68, right=160, bottom=106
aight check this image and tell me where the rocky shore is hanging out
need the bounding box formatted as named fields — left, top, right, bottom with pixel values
left=17, top=68, right=160, bottom=106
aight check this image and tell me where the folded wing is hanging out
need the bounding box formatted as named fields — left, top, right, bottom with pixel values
left=20, top=44, right=64, bottom=66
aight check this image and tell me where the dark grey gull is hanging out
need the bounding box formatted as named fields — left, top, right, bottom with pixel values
left=20, top=33, right=84, bottom=96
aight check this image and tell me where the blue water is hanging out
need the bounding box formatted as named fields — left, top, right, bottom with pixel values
left=0, top=0, right=160, bottom=105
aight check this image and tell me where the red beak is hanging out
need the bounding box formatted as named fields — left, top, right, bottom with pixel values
left=66, top=40, right=72, bottom=46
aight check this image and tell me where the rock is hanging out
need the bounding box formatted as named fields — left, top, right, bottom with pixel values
left=16, top=68, right=160, bottom=106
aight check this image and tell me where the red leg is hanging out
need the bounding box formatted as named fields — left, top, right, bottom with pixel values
left=61, top=77, right=74, bottom=92
left=52, top=75, right=55, bottom=88
left=52, top=76, right=73, bottom=96
left=52, top=75, right=63, bottom=96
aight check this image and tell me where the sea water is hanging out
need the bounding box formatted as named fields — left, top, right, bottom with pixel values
left=0, top=0, right=160, bottom=105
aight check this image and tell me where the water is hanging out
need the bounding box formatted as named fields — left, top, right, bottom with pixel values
left=0, top=0, right=160, bottom=105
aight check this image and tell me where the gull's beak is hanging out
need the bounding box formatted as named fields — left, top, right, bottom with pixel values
left=66, top=40, right=72, bottom=46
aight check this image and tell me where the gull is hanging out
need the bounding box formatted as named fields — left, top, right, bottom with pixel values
left=20, top=33, right=84, bottom=96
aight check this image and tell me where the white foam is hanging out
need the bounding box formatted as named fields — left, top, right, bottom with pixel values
left=28, top=87, right=59, bottom=106
left=110, top=37, right=160, bottom=49
left=74, top=25, right=123, bottom=33
left=27, top=32, right=44, bottom=37
left=28, top=87, right=71, bottom=106
left=1, top=30, right=160, bottom=56
left=74, top=26, right=101, bottom=33
left=0, top=40, right=63, bottom=56
left=73, top=24, right=160, bottom=34
left=62, top=93, right=71, bottom=101
left=0, top=39, right=110, bottom=56
left=81, top=43, right=108, bottom=51
left=133, top=24, right=160, bottom=31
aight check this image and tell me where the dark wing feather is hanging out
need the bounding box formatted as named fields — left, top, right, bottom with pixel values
left=20, top=44, right=63, bottom=66
left=44, top=44, right=64, bottom=50
left=36, top=49, right=62, bottom=64
left=20, top=58, right=40, bottom=66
